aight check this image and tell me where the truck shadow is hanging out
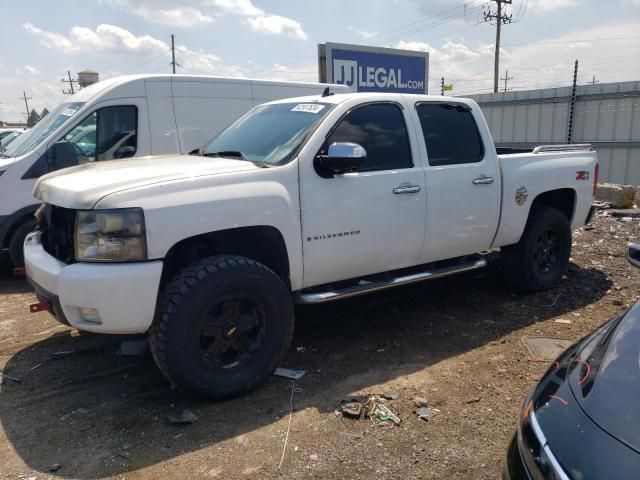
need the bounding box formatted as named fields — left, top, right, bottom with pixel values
left=0, top=255, right=32, bottom=294
left=0, top=260, right=612, bottom=478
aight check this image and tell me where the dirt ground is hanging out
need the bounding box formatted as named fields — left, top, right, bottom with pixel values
left=0, top=212, right=638, bottom=480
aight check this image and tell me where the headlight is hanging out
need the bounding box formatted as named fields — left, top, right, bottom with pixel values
left=75, top=208, right=147, bottom=262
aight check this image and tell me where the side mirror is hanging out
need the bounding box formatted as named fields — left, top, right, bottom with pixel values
left=51, top=141, right=79, bottom=171
left=628, top=243, right=640, bottom=268
left=316, top=142, right=366, bottom=176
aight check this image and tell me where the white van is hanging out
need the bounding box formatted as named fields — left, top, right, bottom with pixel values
left=0, top=74, right=348, bottom=266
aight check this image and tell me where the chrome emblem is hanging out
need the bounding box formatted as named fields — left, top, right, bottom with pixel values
left=515, top=186, right=528, bottom=206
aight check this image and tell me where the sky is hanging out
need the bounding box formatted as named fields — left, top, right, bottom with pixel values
left=1, top=0, right=639, bottom=122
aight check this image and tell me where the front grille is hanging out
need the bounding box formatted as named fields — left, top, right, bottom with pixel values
left=40, top=204, right=76, bottom=263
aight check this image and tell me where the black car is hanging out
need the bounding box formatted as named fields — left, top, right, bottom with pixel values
left=504, top=243, right=640, bottom=479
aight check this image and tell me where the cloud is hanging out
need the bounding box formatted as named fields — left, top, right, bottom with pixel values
left=22, top=23, right=74, bottom=52
left=24, top=65, right=40, bottom=75
left=244, top=14, right=307, bottom=40
left=526, top=0, right=577, bottom=13
left=102, top=0, right=307, bottom=39
left=129, top=5, right=215, bottom=27
left=23, top=23, right=168, bottom=55
left=348, top=26, right=378, bottom=40
left=22, top=22, right=251, bottom=80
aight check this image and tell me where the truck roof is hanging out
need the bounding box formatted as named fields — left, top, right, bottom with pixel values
left=265, top=91, right=475, bottom=107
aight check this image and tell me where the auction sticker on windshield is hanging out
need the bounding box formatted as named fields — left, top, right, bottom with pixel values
left=61, top=108, right=78, bottom=116
left=291, top=104, right=325, bottom=114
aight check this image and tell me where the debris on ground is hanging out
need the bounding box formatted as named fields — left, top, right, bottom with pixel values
left=296, top=346, right=306, bottom=353
left=381, top=389, right=399, bottom=400
left=416, top=407, right=440, bottom=422
left=117, top=339, right=149, bottom=357
left=166, top=409, right=198, bottom=425
left=49, top=463, right=62, bottom=472
left=521, top=337, right=573, bottom=361
left=464, top=397, right=481, bottom=404
left=609, top=208, right=640, bottom=219
left=273, top=367, right=306, bottom=380
left=339, top=396, right=401, bottom=425
left=413, top=396, right=429, bottom=408
left=554, top=319, right=572, bottom=324
left=340, top=401, right=363, bottom=418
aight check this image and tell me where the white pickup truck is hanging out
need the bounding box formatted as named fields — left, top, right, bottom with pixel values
left=24, top=92, right=598, bottom=399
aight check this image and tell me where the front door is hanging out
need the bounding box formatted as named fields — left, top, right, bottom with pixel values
left=299, top=101, right=427, bottom=288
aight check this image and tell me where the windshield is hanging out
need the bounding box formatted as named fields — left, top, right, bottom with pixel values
left=202, top=102, right=334, bottom=166
left=4, top=102, right=84, bottom=158
left=0, top=131, right=21, bottom=148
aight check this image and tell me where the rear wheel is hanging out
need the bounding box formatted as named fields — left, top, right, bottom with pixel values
left=501, top=207, right=571, bottom=292
left=8, top=218, right=37, bottom=267
left=150, top=255, right=294, bottom=399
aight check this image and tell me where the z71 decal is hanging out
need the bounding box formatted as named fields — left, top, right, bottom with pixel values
left=576, top=170, right=590, bottom=181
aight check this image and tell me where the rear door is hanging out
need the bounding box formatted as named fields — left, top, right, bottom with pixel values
left=415, top=102, right=500, bottom=262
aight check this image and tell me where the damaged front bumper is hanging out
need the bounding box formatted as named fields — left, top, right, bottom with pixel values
left=24, top=231, right=163, bottom=334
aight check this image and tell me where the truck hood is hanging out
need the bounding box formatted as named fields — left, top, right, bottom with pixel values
left=34, top=154, right=258, bottom=209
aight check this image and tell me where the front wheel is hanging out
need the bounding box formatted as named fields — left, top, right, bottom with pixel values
left=149, top=255, right=294, bottom=400
left=501, top=207, right=571, bottom=292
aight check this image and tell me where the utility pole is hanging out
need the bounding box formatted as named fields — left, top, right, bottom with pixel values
left=484, top=0, right=513, bottom=93
left=61, top=70, right=77, bottom=95
left=441, top=77, right=445, bottom=96
left=567, top=59, right=579, bottom=144
left=171, top=34, right=177, bottom=74
left=590, top=75, right=599, bottom=85
left=19, top=91, right=32, bottom=120
left=500, top=70, right=513, bottom=92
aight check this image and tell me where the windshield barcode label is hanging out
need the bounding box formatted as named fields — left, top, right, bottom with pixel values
left=291, top=104, right=325, bottom=114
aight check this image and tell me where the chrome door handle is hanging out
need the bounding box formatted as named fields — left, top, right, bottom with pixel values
left=472, top=175, right=494, bottom=185
left=393, top=184, right=421, bottom=194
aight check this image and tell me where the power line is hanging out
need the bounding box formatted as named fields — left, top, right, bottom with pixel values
left=500, top=70, right=513, bottom=92
left=19, top=91, right=32, bottom=119
left=61, top=70, right=77, bottom=95
left=170, top=34, right=178, bottom=74
left=483, top=0, right=514, bottom=93
left=365, top=1, right=487, bottom=45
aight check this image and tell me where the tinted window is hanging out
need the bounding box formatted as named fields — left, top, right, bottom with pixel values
left=416, top=103, right=484, bottom=166
left=327, top=103, right=412, bottom=171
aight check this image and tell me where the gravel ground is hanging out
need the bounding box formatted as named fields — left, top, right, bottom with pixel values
left=0, top=212, right=638, bottom=480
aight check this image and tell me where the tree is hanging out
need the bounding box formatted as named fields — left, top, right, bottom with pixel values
left=27, top=109, right=40, bottom=127
left=40, top=107, right=49, bottom=119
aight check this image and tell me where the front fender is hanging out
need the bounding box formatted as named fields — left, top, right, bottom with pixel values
left=94, top=164, right=304, bottom=290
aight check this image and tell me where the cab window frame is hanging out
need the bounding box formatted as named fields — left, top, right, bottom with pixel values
left=318, top=101, right=414, bottom=174
left=414, top=101, right=485, bottom=167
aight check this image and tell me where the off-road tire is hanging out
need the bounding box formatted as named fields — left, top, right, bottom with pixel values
left=501, top=207, right=571, bottom=292
left=149, top=255, right=294, bottom=400
left=9, top=219, right=37, bottom=267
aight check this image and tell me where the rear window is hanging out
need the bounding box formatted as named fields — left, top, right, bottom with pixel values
left=416, top=103, right=484, bottom=166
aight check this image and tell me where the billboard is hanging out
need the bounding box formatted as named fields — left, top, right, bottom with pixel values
left=318, top=42, right=429, bottom=94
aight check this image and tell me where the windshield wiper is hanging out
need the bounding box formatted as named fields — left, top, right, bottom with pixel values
left=203, top=150, right=248, bottom=161
left=202, top=150, right=272, bottom=168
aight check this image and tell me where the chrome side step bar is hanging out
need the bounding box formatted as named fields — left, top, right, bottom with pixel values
left=294, top=255, right=487, bottom=304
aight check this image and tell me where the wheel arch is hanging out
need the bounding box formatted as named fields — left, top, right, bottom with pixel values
left=528, top=188, right=576, bottom=223
left=159, top=225, right=291, bottom=293
left=0, top=204, right=40, bottom=248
